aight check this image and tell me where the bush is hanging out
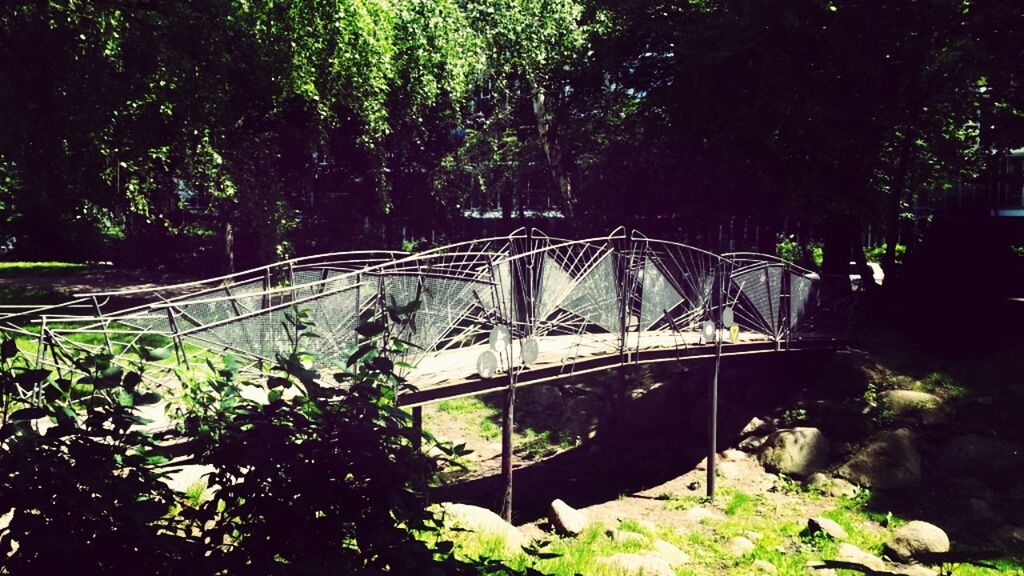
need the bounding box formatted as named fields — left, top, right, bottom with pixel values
left=0, top=309, right=538, bottom=575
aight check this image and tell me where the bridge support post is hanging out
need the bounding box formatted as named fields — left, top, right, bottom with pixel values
left=500, top=383, right=515, bottom=522
left=707, top=260, right=725, bottom=502
left=411, top=406, right=422, bottom=453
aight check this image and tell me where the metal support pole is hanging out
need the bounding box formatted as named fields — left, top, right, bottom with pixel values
left=92, top=296, right=114, bottom=355
left=707, top=261, right=725, bottom=502
left=412, top=406, right=423, bottom=453
left=500, top=377, right=515, bottom=522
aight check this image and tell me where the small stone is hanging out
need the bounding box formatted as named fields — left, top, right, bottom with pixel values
left=805, top=560, right=838, bottom=576
left=893, top=564, right=938, bottom=576
left=652, top=539, right=691, bottom=566
left=717, top=461, right=741, bottom=479
left=739, top=435, right=768, bottom=452
left=724, top=536, right=755, bottom=556
left=806, top=473, right=860, bottom=498
left=884, top=521, right=950, bottom=561
left=751, top=559, right=777, bottom=574
left=598, top=553, right=675, bottom=576
left=682, top=507, right=724, bottom=523
left=837, top=543, right=885, bottom=572
left=745, top=531, right=763, bottom=541
left=722, top=448, right=748, bottom=461
left=807, top=516, right=848, bottom=540
left=607, top=529, right=647, bottom=544
left=741, top=416, right=775, bottom=436
left=549, top=499, right=588, bottom=536
left=758, top=427, right=830, bottom=478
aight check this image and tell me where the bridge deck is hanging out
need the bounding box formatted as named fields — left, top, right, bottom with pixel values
left=401, top=331, right=840, bottom=406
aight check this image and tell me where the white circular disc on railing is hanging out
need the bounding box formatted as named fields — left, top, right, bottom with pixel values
left=722, top=307, right=735, bottom=328
left=476, top=350, right=498, bottom=379
left=702, top=320, right=716, bottom=341
left=521, top=337, right=539, bottom=365
left=489, top=325, right=511, bottom=350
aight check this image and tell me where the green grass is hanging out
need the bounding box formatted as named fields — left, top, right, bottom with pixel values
left=437, top=396, right=502, bottom=440
left=0, top=261, right=94, bottom=276
left=0, top=285, right=67, bottom=305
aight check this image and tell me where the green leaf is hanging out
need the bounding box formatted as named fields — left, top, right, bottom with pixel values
left=356, top=321, right=385, bottom=338
left=347, top=343, right=374, bottom=367
left=134, top=391, right=162, bottom=405
left=140, top=345, right=172, bottom=362
left=1, top=339, right=17, bottom=360
left=10, top=407, right=47, bottom=420
left=371, top=356, right=394, bottom=373
left=268, top=376, right=291, bottom=389
left=124, top=371, right=143, bottom=390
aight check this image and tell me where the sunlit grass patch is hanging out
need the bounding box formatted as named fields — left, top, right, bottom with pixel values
left=0, top=261, right=94, bottom=276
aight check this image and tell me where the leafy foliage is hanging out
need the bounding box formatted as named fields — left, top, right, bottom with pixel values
left=0, top=308, right=544, bottom=575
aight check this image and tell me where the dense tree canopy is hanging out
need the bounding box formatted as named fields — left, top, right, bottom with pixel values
left=0, top=0, right=1021, bottom=268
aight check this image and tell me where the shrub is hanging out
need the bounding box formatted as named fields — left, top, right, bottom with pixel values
left=0, top=307, right=536, bottom=575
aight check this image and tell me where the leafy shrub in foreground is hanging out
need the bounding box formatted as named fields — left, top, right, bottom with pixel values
left=0, top=308, right=541, bottom=575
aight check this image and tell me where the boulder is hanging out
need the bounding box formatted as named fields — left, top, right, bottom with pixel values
left=940, top=434, right=1022, bottom=476
left=879, top=390, right=943, bottom=421
left=806, top=473, right=860, bottom=498
left=758, top=427, right=830, bottom=478
left=836, top=543, right=885, bottom=572
left=651, top=539, right=691, bottom=566
left=807, top=517, right=848, bottom=540
left=598, top=553, right=675, bottom=576
left=549, top=499, right=587, bottom=536
left=837, top=429, right=921, bottom=490
left=751, top=559, right=777, bottom=574
left=884, top=521, right=950, bottom=561
left=724, top=536, right=755, bottom=556
left=435, top=503, right=526, bottom=553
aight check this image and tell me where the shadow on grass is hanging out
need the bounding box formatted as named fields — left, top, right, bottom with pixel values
left=433, top=353, right=833, bottom=523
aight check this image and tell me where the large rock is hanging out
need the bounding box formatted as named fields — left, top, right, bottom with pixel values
left=884, top=521, right=950, bottom=561
left=837, top=543, right=885, bottom=572
left=836, top=429, right=921, bottom=490
left=598, top=554, right=676, bottom=576
left=807, top=517, right=848, bottom=540
left=939, top=434, right=1022, bottom=476
left=651, top=539, right=691, bottom=566
left=758, top=427, right=830, bottom=478
left=435, top=503, right=526, bottom=553
left=879, top=390, right=943, bottom=419
left=549, top=499, right=588, bottom=536
left=724, top=536, right=756, bottom=556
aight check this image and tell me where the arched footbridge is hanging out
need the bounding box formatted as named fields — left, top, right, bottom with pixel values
left=1, top=228, right=856, bottom=405
left=1, top=228, right=857, bottom=514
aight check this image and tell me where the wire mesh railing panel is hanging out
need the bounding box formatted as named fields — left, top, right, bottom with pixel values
left=0, top=231, right=855, bottom=394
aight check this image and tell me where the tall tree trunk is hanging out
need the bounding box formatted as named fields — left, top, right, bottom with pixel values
left=223, top=218, right=235, bottom=275
left=529, top=79, right=576, bottom=223
left=884, top=129, right=915, bottom=270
